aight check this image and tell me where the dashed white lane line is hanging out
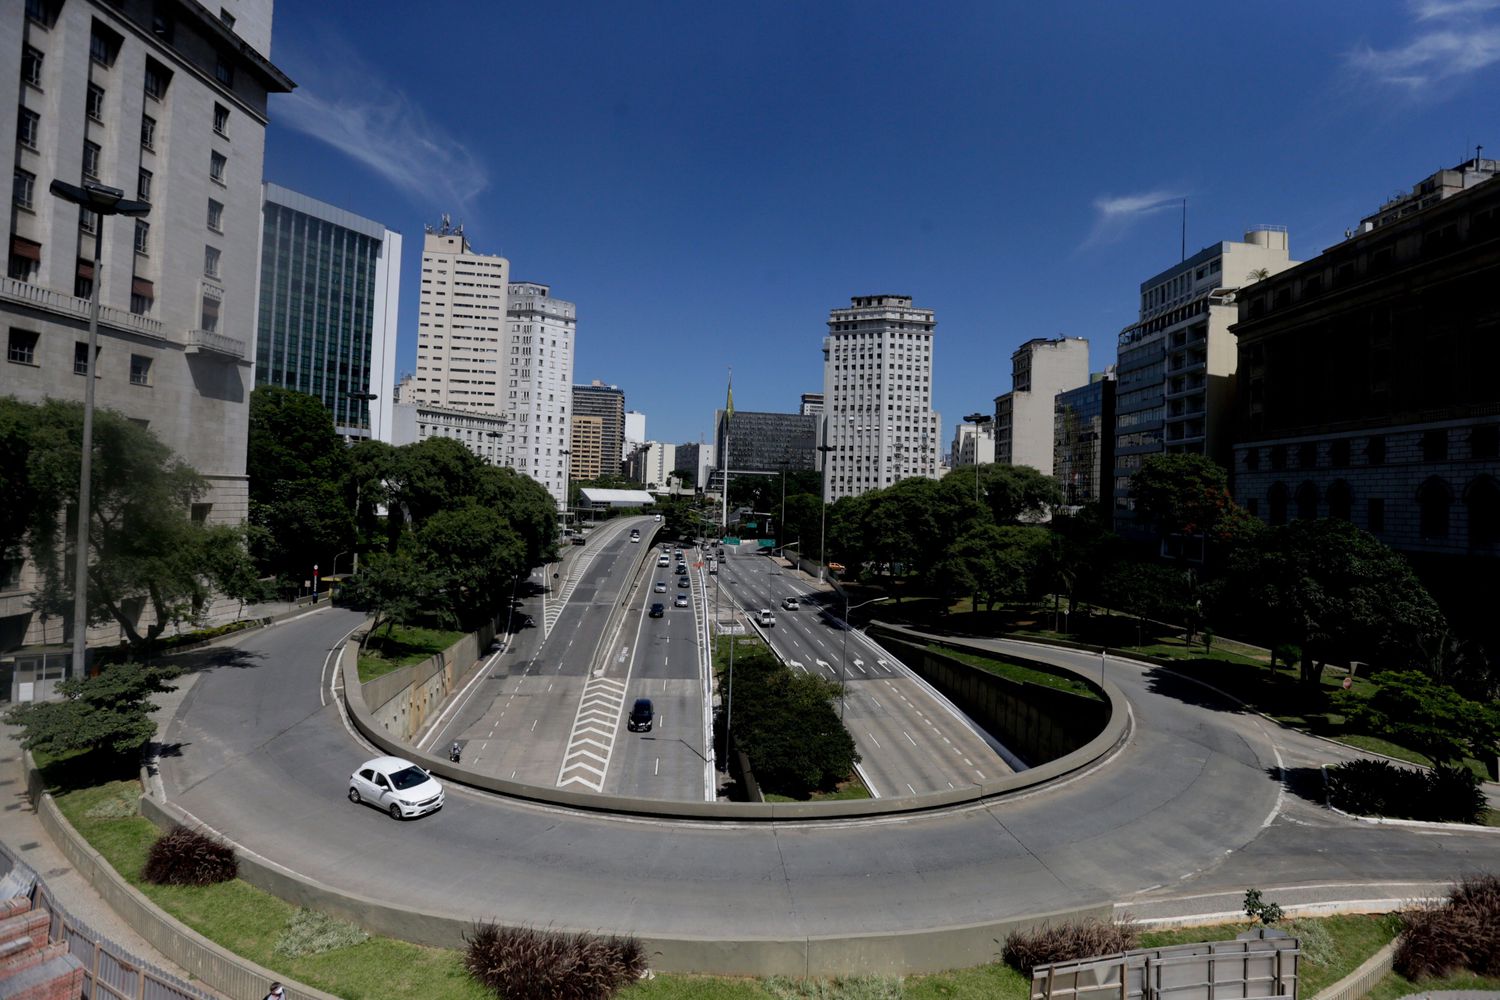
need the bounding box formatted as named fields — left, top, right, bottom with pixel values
left=903, top=731, right=917, bottom=747
left=867, top=733, right=882, bottom=749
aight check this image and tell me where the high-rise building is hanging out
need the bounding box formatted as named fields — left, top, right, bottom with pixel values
left=674, top=442, right=706, bottom=490
left=503, top=281, right=574, bottom=506
left=569, top=414, right=604, bottom=481
left=800, top=392, right=823, bottom=416
left=411, top=219, right=509, bottom=414
left=992, top=337, right=1090, bottom=475
left=713, top=409, right=818, bottom=482
left=1351, top=155, right=1498, bottom=236
left=1112, top=229, right=1298, bottom=524
left=571, top=380, right=624, bottom=476
left=1, top=0, right=292, bottom=651
left=821, top=295, right=940, bottom=501
left=1054, top=372, right=1117, bottom=510
left=623, top=410, right=646, bottom=462
left=256, top=183, right=400, bottom=441
left=391, top=401, right=508, bottom=465
left=951, top=421, right=995, bottom=466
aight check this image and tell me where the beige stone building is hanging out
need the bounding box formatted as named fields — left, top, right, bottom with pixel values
left=569, top=414, right=604, bottom=481
left=993, top=337, right=1090, bottom=476
left=411, top=220, right=509, bottom=414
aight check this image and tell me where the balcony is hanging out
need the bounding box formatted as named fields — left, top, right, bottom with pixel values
left=185, top=328, right=246, bottom=360
left=1, top=276, right=166, bottom=340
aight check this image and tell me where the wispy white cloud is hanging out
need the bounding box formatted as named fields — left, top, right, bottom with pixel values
left=1081, top=190, right=1183, bottom=249
left=1347, top=0, right=1500, bottom=89
left=274, top=40, right=487, bottom=212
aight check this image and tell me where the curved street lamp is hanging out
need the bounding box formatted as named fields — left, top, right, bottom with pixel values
left=839, top=595, right=889, bottom=721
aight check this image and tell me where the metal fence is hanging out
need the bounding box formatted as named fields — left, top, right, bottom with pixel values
left=1, top=847, right=216, bottom=1000
left=1032, top=934, right=1301, bottom=1000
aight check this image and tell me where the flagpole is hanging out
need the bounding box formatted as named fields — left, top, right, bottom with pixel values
left=721, top=368, right=732, bottom=539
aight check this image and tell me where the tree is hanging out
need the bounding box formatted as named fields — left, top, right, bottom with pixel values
left=475, top=465, right=559, bottom=571
left=418, top=505, right=526, bottom=630
left=6, top=661, right=179, bottom=758
left=1341, top=670, right=1499, bottom=764
left=1128, top=453, right=1237, bottom=540
left=17, top=399, right=253, bottom=647
left=246, top=386, right=353, bottom=578
left=1223, top=519, right=1446, bottom=686
left=935, top=524, right=1050, bottom=611
left=346, top=549, right=438, bottom=638
left=978, top=464, right=1063, bottom=524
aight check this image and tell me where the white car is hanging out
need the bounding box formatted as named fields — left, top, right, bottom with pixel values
left=348, top=756, right=444, bottom=820
left=781, top=597, right=800, bottom=611
left=757, top=609, right=776, bottom=627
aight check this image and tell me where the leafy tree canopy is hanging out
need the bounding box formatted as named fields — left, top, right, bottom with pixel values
left=1342, top=669, right=1499, bottom=763
left=975, top=464, right=1063, bottom=525
left=1128, top=453, right=1235, bottom=540
left=6, top=661, right=180, bottom=758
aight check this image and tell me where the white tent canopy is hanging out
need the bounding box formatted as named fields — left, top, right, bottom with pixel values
left=578, top=488, right=655, bottom=507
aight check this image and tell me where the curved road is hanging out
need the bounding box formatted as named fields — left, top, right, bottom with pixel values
left=158, top=604, right=1497, bottom=969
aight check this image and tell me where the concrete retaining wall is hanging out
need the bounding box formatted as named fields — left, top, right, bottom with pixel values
left=869, top=628, right=1108, bottom=767
left=1310, top=939, right=1396, bottom=1000
left=23, top=756, right=339, bottom=1000
left=360, top=626, right=490, bottom=744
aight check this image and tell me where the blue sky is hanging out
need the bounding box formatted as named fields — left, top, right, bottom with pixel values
left=262, top=1, right=1500, bottom=448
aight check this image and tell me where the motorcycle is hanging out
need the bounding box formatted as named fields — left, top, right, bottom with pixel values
left=448, top=742, right=462, bottom=764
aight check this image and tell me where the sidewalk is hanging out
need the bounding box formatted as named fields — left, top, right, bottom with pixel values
left=0, top=723, right=204, bottom=988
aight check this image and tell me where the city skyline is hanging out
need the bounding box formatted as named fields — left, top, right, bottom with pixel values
left=260, top=2, right=1500, bottom=445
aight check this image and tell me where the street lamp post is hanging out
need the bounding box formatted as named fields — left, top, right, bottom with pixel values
left=48, top=180, right=150, bottom=677
left=816, top=441, right=834, bottom=583
left=839, top=595, right=889, bottom=721
left=347, top=390, right=378, bottom=439
left=962, top=412, right=993, bottom=508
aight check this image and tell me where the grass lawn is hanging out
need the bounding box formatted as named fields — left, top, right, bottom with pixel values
left=764, top=776, right=871, bottom=802
left=356, top=624, right=465, bottom=683
left=931, top=644, right=1102, bottom=701
left=1362, top=971, right=1500, bottom=1000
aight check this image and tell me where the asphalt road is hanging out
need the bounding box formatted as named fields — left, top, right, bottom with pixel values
left=712, top=544, right=1011, bottom=797
left=157, top=602, right=1500, bottom=948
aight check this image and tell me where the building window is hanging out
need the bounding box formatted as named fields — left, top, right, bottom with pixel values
left=13, top=169, right=35, bottom=209
left=86, top=83, right=105, bottom=121
left=214, top=55, right=234, bottom=87
left=1243, top=448, right=1260, bottom=471
left=1417, top=477, right=1452, bottom=540
left=1366, top=435, right=1386, bottom=466
left=130, top=277, right=153, bottom=315
left=90, top=20, right=121, bottom=65
left=79, top=208, right=97, bottom=233
left=137, top=168, right=152, bottom=203
left=1267, top=482, right=1288, bottom=526
left=209, top=152, right=226, bottom=184
left=7, top=328, right=39, bottom=366
left=1298, top=442, right=1317, bottom=468
left=1367, top=498, right=1385, bottom=534
left=73, top=341, right=98, bottom=376
left=151, top=10, right=173, bottom=41
left=17, top=107, right=40, bottom=149
left=1327, top=480, right=1352, bottom=521
left=1295, top=481, right=1318, bottom=520
left=1421, top=429, right=1448, bottom=462
left=74, top=257, right=94, bottom=298
left=200, top=296, right=220, bottom=333
left=8, top=237, right=41, bottom=280
left=219, top=8, right=236, bottom=28
left=25, top=0, right=58, bottom=28
left=82, top=141, right=101, bottom=179
left=134, top=219, right=149, bottom=254
left=1466, top=476, right=1500, bottom=548
left=1330, top=439, right=1350, bottom=468
left=144, top=60, right=170, bottom=101
left=190, top=503, right=212, bottom=524
left=140, top=114, right=156, bottom=150
left=206, top=199, right=223, bottom=232
left=212, top=103, right=229, bottom=137
left=129, top=354, right=151, bottom=386
left=1269, top=444, right=1286, bottom=471
left=1471, top=425, right=1500, bottom=461
left=22, top=47, right=44, bottom=87
left=203, top=245, right=220, bottom=278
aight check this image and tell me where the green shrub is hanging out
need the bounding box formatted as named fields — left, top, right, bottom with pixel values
left=141, top=826, right=237, bottom=886
left=1325, top=758, right=1484, bottom=823
left=462, top=922, right=645, bottom=1000
left=1395, top=873, right=1500, bottom=979
left=1003, top=917, right=1140, bottom=975
left=273, top=907, right=369, bottom=958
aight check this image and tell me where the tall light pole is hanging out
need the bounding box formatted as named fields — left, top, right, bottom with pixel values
left=840, top=595, right=889, bottom=721
left=962, top=412, right=993, bottom=508
left=49, top=180, right=150, bottom=676
left=558, top=448, right=571, bottom=525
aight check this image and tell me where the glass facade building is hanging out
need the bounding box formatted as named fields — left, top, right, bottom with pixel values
left=714, top=410, right=818, bottom=474
left=1054, top=375, right=1116, bottom=509
left=256, top=184, right=401, bottom=439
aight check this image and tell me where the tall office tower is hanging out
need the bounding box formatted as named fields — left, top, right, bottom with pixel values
left=623, top=410, right=645, bottom=461
left=821, top=295, right=941, bottom=501
left=799, top=392, right=823, bottom=416
left=571, top=380, right=624, bottom=476
left=1112, top=228, right=1297, bottom=526
left=674, top=441, right=704, bottom=490
left=1054, top=372, right=1116, bottom=510
left=256, top=183, right=401, bottom=441
left=503, top=282, right=574, bottom=506
left=637, top=441, right=676, bottom=489
left=2, top=0, right=291, bottom=651
left=951, top=420, right=995, bottom=466
left=992, top=337, right=1090, bottom=475
left=713, top=409, right=818, bottom=478
left=569, top=414, right=604, bottom=481
left=411, top=218, right=508, bottom=413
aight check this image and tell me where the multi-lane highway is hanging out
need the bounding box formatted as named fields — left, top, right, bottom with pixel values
left=711, top=543, right=1012, bottom=797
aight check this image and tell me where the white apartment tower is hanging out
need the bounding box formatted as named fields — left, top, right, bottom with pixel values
left=2, top=0, right=291, bottom=649
left=993, top=337, right=1091, bottom=476
left=821, top=295, right=941, bottom=501
left=504, top=281, right=574, bottom=506
left=411, top=219, right=508, bottom=413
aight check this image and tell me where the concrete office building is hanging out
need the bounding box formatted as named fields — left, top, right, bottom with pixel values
left=256, top=183, right=400, bottom=441
left=713, top=409, right=818, bottom=479
left=1351, top=155, right=1498, bottom=237
left=568, top=414, right=604, bottom=481
left=992, top=337, right=1090, bottom=475
left=800, top=392, right=823, bottom=416
left=503, top=281, right=574, bottom=506
left=674, top=441, right=707, bottom=490
left=1231, top=162, right=1500, bottom=559
left=391, top=401, right=508, bottom=465
left=2, top=0, right=291, bottom=652
left=629, top=440, right=675, bottom=489
left=572, top=380, right=624, bottom=476
left=623, top=410, right=645, bottom=461
left=410, top=218, right=508, bottom=413
left=822, top=295, right=941, bottom=501
left=1054, top=372, right=1117, bottom=510
left=951, top=420, right=995, bottom=466
left=1112, top=228, right=1298, bottom=524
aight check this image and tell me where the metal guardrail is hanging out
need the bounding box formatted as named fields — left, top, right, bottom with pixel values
left=0, top=843, right=216, bottom=1000
left=1032, top=935, right=1300, bottom=1000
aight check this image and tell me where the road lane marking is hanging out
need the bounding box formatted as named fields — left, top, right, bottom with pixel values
left=557, top=676, right=629, bottom=791
left=866, top=733, right=881, bottom=749
left=904, top=731, right=917, bottom=747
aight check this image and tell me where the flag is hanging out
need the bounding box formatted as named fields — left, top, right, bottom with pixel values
left=725, top=373, right=734, bottom=420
